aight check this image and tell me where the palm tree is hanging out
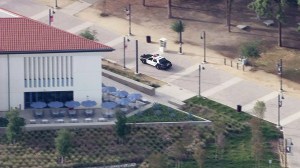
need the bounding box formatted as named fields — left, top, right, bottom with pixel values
left=171, top=20, right=185, bottom=44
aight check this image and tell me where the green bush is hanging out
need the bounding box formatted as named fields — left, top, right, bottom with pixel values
left=240, top=40, right=261, bottom=58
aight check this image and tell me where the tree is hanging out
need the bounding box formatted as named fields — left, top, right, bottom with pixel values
left=171, top=19, right=185, bottom=44
left=6, top=108, right=25, bottom=144
left=55, top=129, right=72, bottom=164
left=251, top=101, right=266, bottom=168
left=226, top=0, right=234, bottom=32
left=80, top=28, right=98, bottom=41
left=214, top=120, right=226, bottom=160
left=115, top=112, right=129, bottom=142
left=193, top=141, right=205, bottom=168
left=253, top=101, right=266, bottom=119
left=248, top=0, right=287, bottom=47
left=168, top=0, right=172, bottom=18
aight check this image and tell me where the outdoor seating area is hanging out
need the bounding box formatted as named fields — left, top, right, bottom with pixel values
left=23, top=84, right=149, bottom=125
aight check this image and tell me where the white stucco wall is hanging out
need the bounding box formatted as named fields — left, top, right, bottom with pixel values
left=0, top=54, right=9, bottom=111
left=0, top=52, right=103, bottom=111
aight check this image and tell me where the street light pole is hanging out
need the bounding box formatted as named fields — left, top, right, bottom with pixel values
left=55, top=0, right=58, bottom=8
left=123, top=36, right=126, bottom=69
left=277, top=92, right=283, bottom=129
left=277, top=59, right=283, bottom=91
left=125, top=4, right=132, bottom=36
left=200, top=31, right=207, bottom=63
left=48, top=9, right=54, bottom=26
left=198, top=64, right=205, bottom=97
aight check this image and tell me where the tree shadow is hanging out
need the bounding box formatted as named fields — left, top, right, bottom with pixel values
left=171, top=16, right=223, bottom=25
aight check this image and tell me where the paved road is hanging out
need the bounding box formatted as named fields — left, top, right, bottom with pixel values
left=1, top=0, right=299, bottom=167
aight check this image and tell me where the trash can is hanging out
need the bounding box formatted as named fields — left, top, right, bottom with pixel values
left=146, top=36, right=151, bottom=43
left=237, top=105, right=242, bottom=112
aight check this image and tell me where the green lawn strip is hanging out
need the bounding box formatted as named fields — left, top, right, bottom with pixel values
left=127, top=104, right=203, bottom=123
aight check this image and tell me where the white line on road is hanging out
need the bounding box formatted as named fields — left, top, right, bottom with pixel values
left=242, top=91, right=278, bottom=112
left=60, top=1, right=91, bottom=16
left=105, top=36, right=124, bottom=47
left=165, top=64, right=199, bottom=83
left=281, top=111, right=300, bottom=126
left=201, top=77, right=242, bottom=97
left=30, top=10, right=48, bottom=20
left=67, top=22, right=93, bottom=34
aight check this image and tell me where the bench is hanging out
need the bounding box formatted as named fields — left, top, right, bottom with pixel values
left=263, top=20, right=274, bottom=26
left=168, top=99, right=186, bottom=108
left=236, top=25, right=250, bottom=30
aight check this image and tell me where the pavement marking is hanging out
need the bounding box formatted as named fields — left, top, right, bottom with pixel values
left=30, top=10, right=48, bottom=20
left=201, top=77, right=242, bottom=97
left=60, top=1, right=91, bottom=16
left=165, top=64, right=199, bottom=83
left=67, top=22, right=94, bottom=34
left=281, top=111, right=300, bottom=126
left=242, top=91, right=278, bottom=112
left=157, top=84, right=197, bottom=101
left=105, top=36, right=124, bottom=47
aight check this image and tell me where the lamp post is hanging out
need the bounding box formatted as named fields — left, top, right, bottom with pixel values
left=277, top=92, right=283, bottom=130
left=55, top=0, right=58, bottom=8
left=124, top=4, right=132, bottom=36
left=277, top=59, right=283, bottom=91
left=198, top=64, right=205, bottom=97
left=123, top=36, right=126, bottom=69
left=48, top=9, right=55, bottom=26
left=200, top=31, right=207, bottom=63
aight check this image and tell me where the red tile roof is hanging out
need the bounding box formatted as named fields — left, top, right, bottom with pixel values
left=0, top=17, right=114, bottom=54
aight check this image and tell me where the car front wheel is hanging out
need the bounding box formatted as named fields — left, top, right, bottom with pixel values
left=156, top=65, right=160, bottom=70
left=142, top=60, right=146, bottom=64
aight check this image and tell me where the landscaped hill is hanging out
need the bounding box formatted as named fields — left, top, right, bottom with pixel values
left=0, top=97, right=283, bottom=168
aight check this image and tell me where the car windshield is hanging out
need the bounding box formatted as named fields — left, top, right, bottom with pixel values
left=159, top=58, right=168, bottom=64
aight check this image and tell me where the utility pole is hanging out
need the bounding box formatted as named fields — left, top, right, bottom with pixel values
left=55, top=0, right=58, bottom=8
left=200, top=31, right=207, bottom=63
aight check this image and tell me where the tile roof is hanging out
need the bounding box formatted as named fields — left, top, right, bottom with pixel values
left=0, top=13, right=114, bottom=54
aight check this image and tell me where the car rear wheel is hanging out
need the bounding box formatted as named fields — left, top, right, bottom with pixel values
left=142, top=60, right=146, bottom=64
left=156, top=65, right=160, bottom=69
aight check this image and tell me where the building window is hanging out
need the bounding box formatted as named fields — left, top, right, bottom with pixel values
left=25, top=79, right=27, bottom=88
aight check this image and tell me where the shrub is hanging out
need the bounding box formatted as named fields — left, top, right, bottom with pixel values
left=239, top=40, right=262, bottom=58
left=80, top=28, right=97, bottom=41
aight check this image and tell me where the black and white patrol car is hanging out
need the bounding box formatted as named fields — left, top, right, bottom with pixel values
left=140, top=54, right=172, bottom=70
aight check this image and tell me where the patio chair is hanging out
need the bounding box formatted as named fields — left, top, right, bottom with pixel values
left=51, top=110, right=60, bottom=118
left=68, top=110, right=77, bottom=117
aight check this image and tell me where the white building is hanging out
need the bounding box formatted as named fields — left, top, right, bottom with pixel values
left=0, top=8, right=114, bottom=111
